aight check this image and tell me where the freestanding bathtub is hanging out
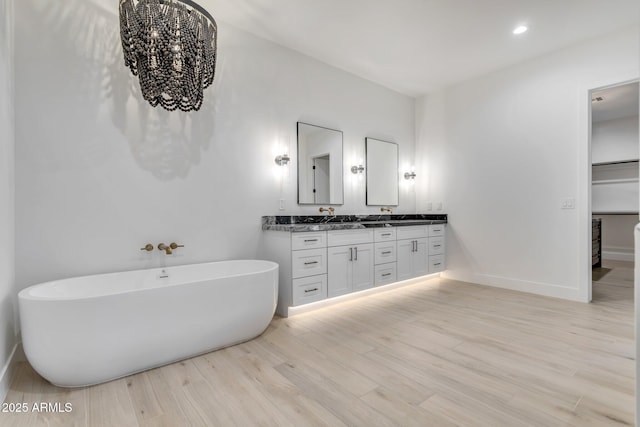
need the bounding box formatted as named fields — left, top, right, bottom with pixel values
left=18, top=260, right=278, bottom=387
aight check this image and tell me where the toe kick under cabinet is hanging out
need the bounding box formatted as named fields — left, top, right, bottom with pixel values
left=262, top=224, right=446, bottom=317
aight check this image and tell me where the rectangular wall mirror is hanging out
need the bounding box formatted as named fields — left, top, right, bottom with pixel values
left=297, top=122, right=344, bottom=205
left=366, top=137, right=399, bottom=206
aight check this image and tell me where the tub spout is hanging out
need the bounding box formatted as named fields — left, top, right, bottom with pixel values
left=157, top=243, right=172, bottom=255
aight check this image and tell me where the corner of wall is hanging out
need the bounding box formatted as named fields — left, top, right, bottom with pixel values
left=0, top=342, right=21, bottom=403
left=0, top=0, right=17, bottom=404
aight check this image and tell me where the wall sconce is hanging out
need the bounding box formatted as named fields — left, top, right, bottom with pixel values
left=404, top=171, right=417, bottom=180
left=275, top=154, right=290, bottom=166
left=351, top=165, right=365, bottom=174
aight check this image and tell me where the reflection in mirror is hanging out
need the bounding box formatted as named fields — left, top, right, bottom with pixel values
left=366, top=138, right=399, bottom=206
left=297, top=122, right=344, bottom=205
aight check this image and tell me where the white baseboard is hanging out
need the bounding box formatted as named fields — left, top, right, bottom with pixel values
left=0, top=341, right=22, bottom=404
left=441, top=270, right=586, bottom=302
left=602, top=250, right=635, bottom=262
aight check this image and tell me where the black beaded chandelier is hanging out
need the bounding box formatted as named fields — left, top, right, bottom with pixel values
left=119, top=0, right=217, bottom=112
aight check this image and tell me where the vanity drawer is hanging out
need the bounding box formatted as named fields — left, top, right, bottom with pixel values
left=429, top=255, right=445, bottom=273
left=374, top=228, right=396, bottom=242
left=291, top=232, right=327, bottom=250
left=292, top=248, right=327, bottom=278
left=429, top=224, right=445, bottom=237
left=374, top=242, right=397, bottom=265
left=396, top=225, right=428, bottom=240
left=374, top=263, right=397, bottom=286
left=327, top=229, right=374, bottom=247
left=429, top=236, right=445, bottom=255
left=292, top=275, right=327, bottom=306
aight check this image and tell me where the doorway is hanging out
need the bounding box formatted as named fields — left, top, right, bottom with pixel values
left=312, top=154, right=330, bottom=204
left=590, top=81, right=639, bottom=302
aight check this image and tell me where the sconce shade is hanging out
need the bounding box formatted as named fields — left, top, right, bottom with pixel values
left=119, top=0, right=217, bottom=112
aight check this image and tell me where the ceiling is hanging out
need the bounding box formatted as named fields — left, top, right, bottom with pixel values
left=203, top=0, right=640, bottom=97
left=592, top=82, right=639, bottom=123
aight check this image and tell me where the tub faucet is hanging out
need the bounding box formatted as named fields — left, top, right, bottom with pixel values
left=157, top=243, right=172, bottom=255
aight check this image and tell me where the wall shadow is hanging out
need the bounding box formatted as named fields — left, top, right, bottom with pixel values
left=33, top=0, right=218, bottom=180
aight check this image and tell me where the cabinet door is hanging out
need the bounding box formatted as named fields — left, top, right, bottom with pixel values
left=328, top=246, right=352, bottom=297
left=413, top=238, right=429, bottom=277
left=396, top=239, right=414, bottom=281
left=352, top=243, right=374, bottom=292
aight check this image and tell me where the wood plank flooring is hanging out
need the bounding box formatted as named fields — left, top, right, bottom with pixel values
left=2, top=260, right=634, bottom=426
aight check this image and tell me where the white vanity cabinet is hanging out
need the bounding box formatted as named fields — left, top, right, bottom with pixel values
left=261, top=222, right=446, bottom=316
left=327, top=230, right=375, bottom=297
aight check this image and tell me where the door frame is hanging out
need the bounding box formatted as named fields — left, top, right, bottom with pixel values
left=580, top=75, right=639, bottom=302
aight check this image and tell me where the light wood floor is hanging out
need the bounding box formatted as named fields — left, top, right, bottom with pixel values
left=2, top=261, right=635, bottom=426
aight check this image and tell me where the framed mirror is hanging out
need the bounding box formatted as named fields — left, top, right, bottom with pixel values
left=297, top=122, right=344, bottom=205
left=366, top=137, right=399, bottom=206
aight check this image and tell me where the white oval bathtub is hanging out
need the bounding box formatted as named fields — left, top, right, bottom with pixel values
left=18, top=260, right=278, bottom=387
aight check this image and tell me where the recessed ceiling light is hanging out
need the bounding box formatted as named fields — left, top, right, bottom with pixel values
left=513, top=25, right=528, bottom=35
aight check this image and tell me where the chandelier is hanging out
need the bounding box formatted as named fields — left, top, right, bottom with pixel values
left=119, top=0, right=217, bottom=112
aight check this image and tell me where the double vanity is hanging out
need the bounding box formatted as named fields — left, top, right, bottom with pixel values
left=262, top=214, right=447, bottom=316
left=264, top=122, right=447, bottom=316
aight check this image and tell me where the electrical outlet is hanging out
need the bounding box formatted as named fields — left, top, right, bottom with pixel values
left=426, top=202, right=433, bottom=211
left=279, top=199, right=285, bottom=211
left=436, top=202, right=443, bottom=211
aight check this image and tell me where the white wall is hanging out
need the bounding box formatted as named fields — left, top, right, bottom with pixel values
left=14, top=1, right=415, bottom=290
left=0, top=0, right=16, bottom=401
left=593, top=215, right=637, bottom=261
left=416, top=26, right=639, bottom=300
left=592, top=116, right=639, bottom=163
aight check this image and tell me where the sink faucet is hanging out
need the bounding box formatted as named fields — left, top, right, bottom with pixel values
left=380, top=207, right=393, bottom=214
left=158, top=242, right=185, bottom=255
left=157, top=243, right=172, bottom=255
left=319, top=207, right=335, bottom=215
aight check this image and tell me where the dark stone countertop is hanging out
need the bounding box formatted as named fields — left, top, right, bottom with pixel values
left=262, top=214, right=447, bottom=232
